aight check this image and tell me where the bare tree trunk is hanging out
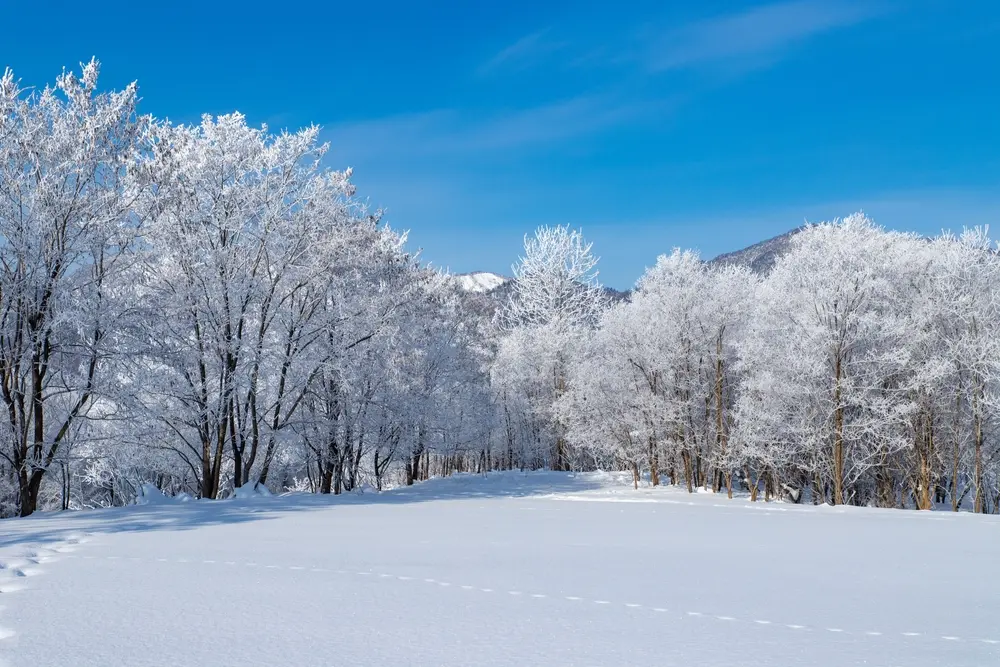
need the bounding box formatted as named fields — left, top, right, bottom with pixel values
left=714, top=335, right=727, bottom=495
left=230, top=399, right=243, bottom=489
left=875, top=463, right=895, bottom=509
left=916, top=408, right=934, bottom=511
left=404, top=457, right=415, bottom=486
left=764, top=468, right=776, bottom=502
left=681, top=450, right=694, bottom=494
left=60, top=462, right=71, bottom=511
left=554, top=435, right=566, bottom=472
left=973, top=375, right=985, bottom=513
left=952, top=389, right=962, bottom=512
left=813, top=471, right=824, bottom=505
left=648, top=437, right=660, bottom=486
left=18, top=472, right=43, bottom=518
left=833, top=356, right=845, bottom=506
left=746, top=467, right=759, bottom=502
left=200, top=432, right=216, bottom=500
left=553, top=359, right=568, bottom=471
left=320, top=463, right=333, bottom=494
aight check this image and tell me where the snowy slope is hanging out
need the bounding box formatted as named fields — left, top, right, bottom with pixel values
left=708, top=227, right=802, bottom=274
left=452, top=271, right=510, bottom=293
left=1, top=472, right=997, bottom=667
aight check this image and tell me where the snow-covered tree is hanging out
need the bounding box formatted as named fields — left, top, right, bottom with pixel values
left=494, top=225, right=606, bottom=470
left=137, top=113, right=362, bottom=498
left=735, top=216, right=932, bottom=505
left=5, top=60, right=1000, bottom=519
left=559, top=249, right=756, bottom=493
left=0, top=61, right=151, bottom=516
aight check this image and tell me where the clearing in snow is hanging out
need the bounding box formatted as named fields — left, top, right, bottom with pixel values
left=0, top=472, right=997, bottom=667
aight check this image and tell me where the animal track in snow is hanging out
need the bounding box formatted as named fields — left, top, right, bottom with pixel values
left=26, top=550, right=59, bottom=564
left=48, top=544, right=77, bottom=554
left=0, top=560, right=44, bottom=581
left=0, top=581, right=25, bottom=595
left=67, top=551, right=1000, bottom=650
left=0, top=531, right=93, bottom=661
left=0, top=560, right=29, bottom=571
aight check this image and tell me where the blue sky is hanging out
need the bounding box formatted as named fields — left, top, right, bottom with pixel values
left=2, top=0, right=999, bottom=288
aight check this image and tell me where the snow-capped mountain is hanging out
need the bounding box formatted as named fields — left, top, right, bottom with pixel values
left=452, top=271, right=510, bottom=293
left=450, top=227, right=802, bottom=302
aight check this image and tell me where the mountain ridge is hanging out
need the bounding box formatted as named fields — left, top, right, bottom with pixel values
left=706, top=227, right=802, bottom=274
left=449, top=228, right=801, bottom=298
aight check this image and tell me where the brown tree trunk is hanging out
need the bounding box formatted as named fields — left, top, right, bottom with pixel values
left=18, top=471, right=43, bottom=518
left=813, top=471, right=824, bottom=505
left=230, top=402, right=243, bottom=489
left=200, top=434, right=215, bottom=499
left=714, top=335, right=726, bottom=495
left=320, top=464, right=333, bottom=494
left=952, top=390, right=962, bottom=512
left=681, top=450, right=694, bottom=493
left=875, top=464, right=895, bottom=509
left=648, top=437, right=660, bottom=486
left=973, top=376, right=985, bottom=513
left=833, top=356, right=845, bottom=506
left=61, top=462, right=71, bottom=511
left=915, top=409, right=934, bottom=511
left=746, top=467, right=758, bottom=502
left=553, top=361, right=568, bottom=471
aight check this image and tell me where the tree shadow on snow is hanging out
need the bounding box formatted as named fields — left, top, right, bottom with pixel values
left=0, top=471, right=607, bottom=549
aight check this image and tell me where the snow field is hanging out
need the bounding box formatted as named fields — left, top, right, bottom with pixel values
left=0, top=472, right=997, bottom=666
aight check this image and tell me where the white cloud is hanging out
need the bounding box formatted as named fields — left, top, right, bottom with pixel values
left=648, top=0, right=885, bottom=72
left=478, top=30, right=567, bottom=75
left=324, top=93, right=669, bottom=162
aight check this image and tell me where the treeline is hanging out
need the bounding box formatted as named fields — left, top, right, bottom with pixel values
left=495, top=218, right=1000, bottom=512
left=0, top=62, right=490, bottom=516
left=2, top=62, right=997, bottom=517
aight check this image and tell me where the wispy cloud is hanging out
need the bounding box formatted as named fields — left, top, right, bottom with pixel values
left=325, top=93, right=671, bottom=162
left=478, top=29, right=568, bottom=75
left=647, top=0, right=885, bottom=72
left=474, top=2, right=887, bottom=81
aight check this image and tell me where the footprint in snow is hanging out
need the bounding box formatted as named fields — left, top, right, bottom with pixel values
left=0, top=581, right=25, bottom=594
left=27, top=549, right=60, bottom=564
left=48, top=544, right=77, bottom=554
left=0, top=560, right=30, bottom=572
left=8, top=568, right=41, bottom=578
left=0, top=559, right=40, bottom=591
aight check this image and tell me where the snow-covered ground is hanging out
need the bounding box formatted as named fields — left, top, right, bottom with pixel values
left=1, top=471, right=997, bottom=667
